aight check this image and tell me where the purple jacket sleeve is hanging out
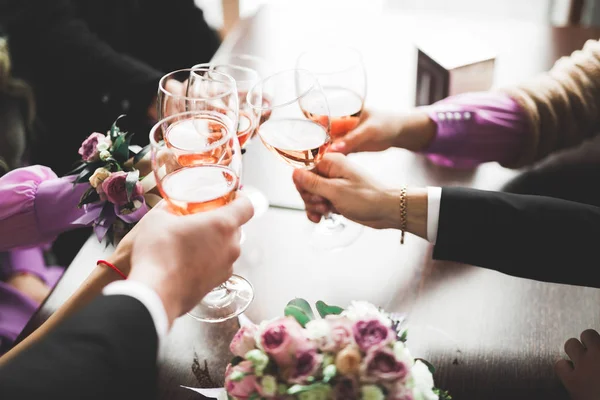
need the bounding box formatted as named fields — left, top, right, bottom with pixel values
left=421, top=92, right=529, bottom=168
left=0, top=166, right=97, bottom=251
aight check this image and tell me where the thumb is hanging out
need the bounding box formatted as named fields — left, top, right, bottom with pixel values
left=217, top=195, right=255, bottom=226
left=330, top=123, right=371, bottom=154
left=292, top=168, right=336, bottom=198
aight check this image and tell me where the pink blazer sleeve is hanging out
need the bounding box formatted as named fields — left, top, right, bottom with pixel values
left=0, top=165, right=94, bottom=251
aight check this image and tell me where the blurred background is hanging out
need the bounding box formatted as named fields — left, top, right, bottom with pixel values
left=196, top=0, right=600, bottom=36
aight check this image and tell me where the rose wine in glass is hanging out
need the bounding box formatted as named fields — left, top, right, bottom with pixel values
left=257, top=118, right=330, bottom=169
left=151, top=108, right=253, bottom=323
left=297, top=46, right=366, bottom=142
left=192, top=60, right=271, bottom=217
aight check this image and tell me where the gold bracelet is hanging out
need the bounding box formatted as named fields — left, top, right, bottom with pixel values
left=400, top=186, right=407, bottom=244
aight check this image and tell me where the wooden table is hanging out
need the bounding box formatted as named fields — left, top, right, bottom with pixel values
left=19, top=4, right=600, bottom=399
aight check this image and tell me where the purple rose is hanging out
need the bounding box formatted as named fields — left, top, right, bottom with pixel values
left=230, top=324, right=258, bottom=357
left=78, top=132, right=106, bottom=161
left=333, top=377, right=358, bottom=400
left=101, top=171, right=143, bottom=206
left=260, top=317, right=312, bottom=370
left=361, top=347, right=408, bottom=382
left=288, top=348, right=322, bottom=384
left=353, top=319, right=394, bottom=352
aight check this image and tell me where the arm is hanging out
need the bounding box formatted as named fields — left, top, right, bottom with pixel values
left=0, top=295, right=159, bottom=400
left=0, top=166, right=100, bottom=251
left=293, top=153, right=600, bottom=288
left=432, top=187, right=600, bottom=288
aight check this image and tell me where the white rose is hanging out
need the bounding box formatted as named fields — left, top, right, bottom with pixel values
left=393, top=341, right=414, bottom=364
left=342, top=301, right=391, bottom=326
left=411, top=360, right=438, bottom=400
left=305, top=319, right=333, bottom=350
left=99, top=150, right=111, bottom=161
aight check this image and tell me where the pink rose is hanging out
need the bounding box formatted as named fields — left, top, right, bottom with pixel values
left=101, top=171, right=142, bottom=206
left=361, top=347, right=408, bottom=382
left=288, top=348, right=322, bottom=384
left=225, top=361, right=259, bottom=400
left=260, top=317, right=312, bottom=370
left=78, top=132, right=106, bottom=162
left=322, top=315, right=354, bottom=352
left=230, top=324, right=258, bottom=357
left=353, top=319, right=394, bottom=352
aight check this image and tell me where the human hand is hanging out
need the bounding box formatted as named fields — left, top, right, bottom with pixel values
left=6, top=273, right=51, bottom=304
left=128, top=197, right=254, bottom=324
left=330, top=109, right=436, bottom=155
left=556, top=329, right=600, bottom=400
left=292, top=153, right=402, bottom=230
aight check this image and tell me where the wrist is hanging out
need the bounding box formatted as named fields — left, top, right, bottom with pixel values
left=128, top=264, right=181, bottom=326
left=395, top=110, right=437, bottom=152
left=381, top=187, right=428, bottom=238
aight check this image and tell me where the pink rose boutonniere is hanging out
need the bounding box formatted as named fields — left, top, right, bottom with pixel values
left=68, top=115, right=152, bottom=245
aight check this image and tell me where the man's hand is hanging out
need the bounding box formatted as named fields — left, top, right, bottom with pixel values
left=128, top=197, right=254, bottom=325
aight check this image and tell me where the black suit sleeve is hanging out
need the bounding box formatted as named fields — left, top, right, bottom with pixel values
left=0, top=295, right=158, bottom=400
left=433, top=187, right=600, bottom=288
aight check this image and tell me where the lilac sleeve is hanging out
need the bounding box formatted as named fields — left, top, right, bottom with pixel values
left=421, top=92, right=529, bottom=168
left=0, top=165, right=99, bottom=251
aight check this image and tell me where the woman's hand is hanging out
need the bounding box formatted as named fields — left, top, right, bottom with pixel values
left=330, top=109, right=437, bottom=155
left=292, top=153, right=402, bottom=230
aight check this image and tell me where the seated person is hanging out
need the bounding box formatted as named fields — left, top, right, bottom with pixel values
left=0, top=196, right=254, bottom=400
left=333, top=39, right=600, bottom=207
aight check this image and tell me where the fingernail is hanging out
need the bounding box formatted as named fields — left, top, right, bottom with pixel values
left=330, top=142, right=345, bottom=152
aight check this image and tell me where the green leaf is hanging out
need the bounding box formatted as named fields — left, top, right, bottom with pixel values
left=65, top=162, right=87, bottom=176
left=433, top=388, right=452, bottom=400
left=74, top=167, right=93, bottom=185
left=315, top=300, right=344, bottom=318
left=415, top=358, right=436, bottom=374
left=284, top=305, right=311, bottom=327
left=133, top=144, right=151, bottom=164
left=399, top=329, right=408, bottom=342
left=287, top=298, right=315, bottom=320
left=112, top=134, right=131, bottom=163
left=125, top=170, right=140, bottom=202
left=287, top=383, right=329, bottom=395
left=78, top=186, right=100, bottom=207
left=110, top=114, right=127, bottom=139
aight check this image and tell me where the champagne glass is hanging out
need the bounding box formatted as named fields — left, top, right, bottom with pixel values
left=295, top=46, right=366, bottom=249
left=249, top=69, right=361, bottom=250
left=296, top=46, right=366, bottom=141
left=192, top=60, right=272, bottom=217
left=150, top=109, right=253, bottom=323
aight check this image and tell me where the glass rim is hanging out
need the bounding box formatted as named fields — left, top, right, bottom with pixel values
left=158, top=67, right=237, bottom=102
left=191, top=63, right=260, bottom=86
left=246, top=68, right=320, bottom=112
left=296, top=45, right=364, bottom=75
left=149, top=110, right=235, bottom=153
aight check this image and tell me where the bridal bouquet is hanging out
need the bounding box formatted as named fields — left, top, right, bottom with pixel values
left=224, top=299, right=450, bottom=400
left=68, top=116, right=156, bottom=244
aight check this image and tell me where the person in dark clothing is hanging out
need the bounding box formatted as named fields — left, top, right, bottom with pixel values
left=0, top=0, right=221, bottom=264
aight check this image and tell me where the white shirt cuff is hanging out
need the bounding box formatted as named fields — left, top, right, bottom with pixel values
left=427, top=187, right=442, bottom=244
left=103, top=280, right=169, bottom=343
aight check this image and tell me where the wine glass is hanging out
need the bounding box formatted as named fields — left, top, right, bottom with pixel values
left=149, top=107, right=253, bottom=323
left=249, top=69, right=362, bottom=250
left=194, top=57, right=273, bottom=217
left=295, top=46, right=366, bottom=249
left=158, top=67, right=239, bottom=121
left=296, top=46, right=366, bottom=141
